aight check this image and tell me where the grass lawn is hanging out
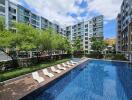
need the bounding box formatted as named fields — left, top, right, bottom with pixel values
left=0, top=59, right=70, bottom=82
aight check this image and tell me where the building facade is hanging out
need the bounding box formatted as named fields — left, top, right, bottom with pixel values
left=0, top=0, right=103, bottom=54
left=0, top=0, right=66, bottom=36
left=66, top=15, right=103, bottom=53
left=116, top=0, right=132, bottom=61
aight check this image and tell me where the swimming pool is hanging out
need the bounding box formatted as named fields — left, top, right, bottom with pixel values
left=22, top=60, right=132, bottom=100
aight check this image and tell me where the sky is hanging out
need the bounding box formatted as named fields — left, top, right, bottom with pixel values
left=10, top=0, right=123, bottom=39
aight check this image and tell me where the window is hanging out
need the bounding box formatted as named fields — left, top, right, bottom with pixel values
left=85, top=24, right=88, bottom=27
left=10, top=15, right=16, bottom=20
left=0, top=6, right=5, bottom=13
left=12, top=16, right=16, bottom=20
left=85, top=33, right=88, bottom=36
left=85, top=37, right=88, bottom=40
left=85, top=42, right=88, bottom=44
left=78, top=28, right=81, bottom=30
left=9, top=7, right=16, bottom=14
left=0, top=0, right=5, bottom=5
left=19, top=15, right=24, bottom=22
left=31, top=14, right=36, bottom=19
left=85, top=50, right=88, bottom=53
left=19, top=8, right=24, bottom=15
left=31, top=19, right=36, bottom=25
left=85, top=46, right=88, bottom=48
left=85, top=29, right=88, bottom=32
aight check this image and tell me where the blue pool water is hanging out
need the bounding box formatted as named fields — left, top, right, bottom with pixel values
left=22, top=60, right=132, bottom=100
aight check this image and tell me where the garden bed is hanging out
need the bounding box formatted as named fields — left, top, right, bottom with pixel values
left=0, top=59, right=70, bottom=82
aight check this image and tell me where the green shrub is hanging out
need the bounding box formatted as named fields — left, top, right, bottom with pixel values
left=112, top=54, right=127, bottom=61
left=73, top=51, right=84, bottom=58
left=104, top=54, right=113, bottom=59
left=0, top=59, right=70, bottom=82
left=86, top=52, right=103, bottom=59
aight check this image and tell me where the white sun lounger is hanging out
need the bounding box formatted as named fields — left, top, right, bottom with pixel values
left=57, top=64, right=66, bottom=70
left=67, top=61, right=74, bottom=66
left=70, top=60, right=78, bottom=64
left=42, top=69, right=54, bottom=78
left=32, top=72, right=44, bottom=83
left=51, top=66, right=61, bottom=73
left=62, top=63, right=71, bottom=68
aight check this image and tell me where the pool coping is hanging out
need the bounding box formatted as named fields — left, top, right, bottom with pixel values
left=0, top=58, right=88, bottom=100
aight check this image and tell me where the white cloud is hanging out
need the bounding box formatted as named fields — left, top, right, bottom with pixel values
left=10, top=0, right=123, bottom=26
left=88, top=0, right=123, bottom=20
left=9, top=0, right=22, bottom=5
left=104, top=21, right=108, bottom=25
left=20, top=0, right=87, bottom=26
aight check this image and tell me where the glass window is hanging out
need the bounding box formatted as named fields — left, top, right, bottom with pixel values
left=0, top=6, right=5, bottom=13
left=0, top=0, right=5, bottom=5
left=85, top=24, right=88, bottom=27
left=10, top=15, right=16, bottom=20
left=9, top=7, right=16, bottom=14
left=85, top=42, right=88, bottom=44
left=85, top=33, right=88, bottom=36
left=19, top=8, right=24, bottom=14
left=85, top=46, right=88, bottom=48
left=85, top=29, right=88, bottom=32
left=85, top=37, right=88, bottom=40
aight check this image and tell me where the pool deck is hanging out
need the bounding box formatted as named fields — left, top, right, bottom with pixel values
left=0, top=58, right=88, bottom=100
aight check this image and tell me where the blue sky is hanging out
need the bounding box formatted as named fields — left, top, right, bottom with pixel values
left=11, top=0, right=122, bottom=39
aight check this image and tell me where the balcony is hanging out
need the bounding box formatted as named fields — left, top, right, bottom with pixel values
left=0, top=6, right=5, bottom=13
left=31, top=14, right=39, bottom=21
left=0, top=0, right=5, bottom=5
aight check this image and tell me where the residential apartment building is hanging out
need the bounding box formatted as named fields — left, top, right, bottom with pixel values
left=66, top=15, right=103, bottom=53
left=0, top=0, right=66, bottom=36
left=0, top=0, right=103, bottom=54
left=116, top=0, right=132, bottom=61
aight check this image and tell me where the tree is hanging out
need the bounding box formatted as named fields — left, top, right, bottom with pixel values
left=38, top=29, right=52, bottom=52
left=112, top=44, right=116, bottom=53
left=51, top=33, right=62, bottom=51
left=0, top=17, right=15, bottom=58
left=73, top=37, right=82, bottom=51
left=90, top=37, right=107, bottom=58
left=13, top=22, right=38, bottom=51
left=0, top=17, right=72, bottom=61
left=91, top=40, right=106, bottom=52
left=57, top=35, right=72, bottom=54
left=55, top=34, right=66, bottom=51
left=0, top=30, right=14, bottom=49
left=72, top=37, right=83, bottom=57
left=0, top=17, right=5, bottom=31
left=63, top=38, right=72, bottom=54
